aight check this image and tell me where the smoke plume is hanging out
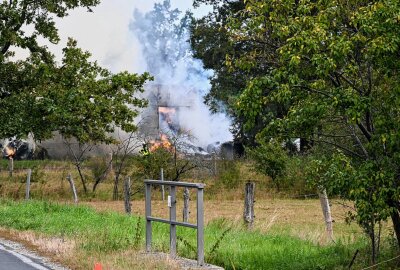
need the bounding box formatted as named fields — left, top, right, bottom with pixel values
left=130, top=0, right=232, bottom=148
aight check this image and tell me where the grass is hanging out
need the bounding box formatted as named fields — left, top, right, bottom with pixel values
left=0, top=199, right=383, bottom=270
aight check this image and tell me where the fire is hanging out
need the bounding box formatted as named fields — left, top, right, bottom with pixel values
left=158, top=107, right=176, bottom=125
left=149, top=134, right=173, bottom=152
left=4, top=146, right=16, bottom=159
left=158, top=107, right=176, bottom=114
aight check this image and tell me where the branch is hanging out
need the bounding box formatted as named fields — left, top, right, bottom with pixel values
left=335, top=72, right=363, bottom=95
left=314, top=139, right=365, bottom=159
left=328, top=73, right=341, bottom=88
left=349, top=125, right=369, bottom=158
left=356, top=122, right=372, bottom=141
left=318, top=133, right=353, bottom=138
left=292, top=85, right=332, bottom=98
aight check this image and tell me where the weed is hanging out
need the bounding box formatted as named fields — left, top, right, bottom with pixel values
left=133, top=217, right=142, bottom=248
left=177, top=235, right=196, bottom=254
left=207, top=227, right=232, bottom=261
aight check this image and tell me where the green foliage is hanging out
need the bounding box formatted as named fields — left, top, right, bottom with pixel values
left=132, top=148, right=173, bottom=180
left=283, top=156, right=315, bottom=195
left=246, top=141, right=288, bottom=190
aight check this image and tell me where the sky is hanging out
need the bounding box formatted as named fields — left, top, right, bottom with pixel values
left=43, top=0, right=211, bottom=74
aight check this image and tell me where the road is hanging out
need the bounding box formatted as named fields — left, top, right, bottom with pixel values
left=0, top=241, right=59, bottom=270
left=0, top=245, right=48, bottom=269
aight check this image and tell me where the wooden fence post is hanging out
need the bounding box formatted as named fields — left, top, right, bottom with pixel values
left=25, top=169, right=32, bottom=200
left=66, top=173, right=78, bottom=204
left=243, top=182, right=255, bottom=229
left=124, top=177, right=132, bottom=214
left=183, top=187, right=190, bottom=222
left=8, top=157, right=13, bottom=177
left=319, top=188, right=334, bottom=242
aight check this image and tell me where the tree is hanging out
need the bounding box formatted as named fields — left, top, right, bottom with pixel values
left=1, top=1, right=152, bottom=194
left=1, top=1, right=151, bottom=142
left=226, top=0, right=400, bottom=260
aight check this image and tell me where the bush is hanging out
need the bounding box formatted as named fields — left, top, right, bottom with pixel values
left=217, top=160, right=241, bottom=188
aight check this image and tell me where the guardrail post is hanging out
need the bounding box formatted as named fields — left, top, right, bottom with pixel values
left=145, top=183, right=152, bottom=252
left=144, top=180, right=205, bottom=265
left=161, top=168, right=165, bottom=201
left=170, top=185, right=177, bottom=258
left=197, top=187, right=204, bottom=266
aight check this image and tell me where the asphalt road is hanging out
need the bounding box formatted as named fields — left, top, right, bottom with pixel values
left=0, top=244, right=49, bottom=270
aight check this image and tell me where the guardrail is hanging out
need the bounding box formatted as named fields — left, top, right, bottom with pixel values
left=144, top=180, right=205, bottom=266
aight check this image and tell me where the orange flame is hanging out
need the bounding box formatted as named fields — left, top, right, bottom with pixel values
left=149, top=134, right=173, bottom=152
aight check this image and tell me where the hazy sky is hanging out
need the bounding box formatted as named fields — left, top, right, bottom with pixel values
left=41, top=0, right=210, bottom=74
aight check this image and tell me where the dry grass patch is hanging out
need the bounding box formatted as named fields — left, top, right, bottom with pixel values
left=0, top=226, right=179, bottom=270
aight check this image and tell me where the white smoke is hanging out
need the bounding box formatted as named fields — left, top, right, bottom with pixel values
left=130, top=0, right=232, bottom=148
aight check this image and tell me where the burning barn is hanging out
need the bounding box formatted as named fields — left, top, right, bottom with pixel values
left=139, top=84, right=240, bottom=158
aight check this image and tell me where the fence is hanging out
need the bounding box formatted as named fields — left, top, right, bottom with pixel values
left=144, top=180, right=205, bottom=266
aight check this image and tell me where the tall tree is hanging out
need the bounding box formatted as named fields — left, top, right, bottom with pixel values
left=226, top=0, right=400, bottom=258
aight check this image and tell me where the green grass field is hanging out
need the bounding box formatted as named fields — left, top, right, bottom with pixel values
left=0, top=199, right=384, bottom=270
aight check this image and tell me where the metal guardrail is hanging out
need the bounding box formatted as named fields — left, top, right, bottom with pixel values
left=144, top=180, right=205, bottom=266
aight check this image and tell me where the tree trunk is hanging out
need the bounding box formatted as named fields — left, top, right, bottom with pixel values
left=390, top=206, right=400, bottom=249
left=243, top=182, right=255, bottom=229
left=92, top=153, right=114, bottom=192
left=318, top=188, right=334, bottom=242
left=108, top=152, right=113, bottom=172
left=183, top=187, right=190, bottom=222
left=75, top=164, right=87, bottom=194
left=369, top=224, right=376, bottom=265
left=113, top=175, right=119, bottom=200
left=124, top=177, right=131, bottom=215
